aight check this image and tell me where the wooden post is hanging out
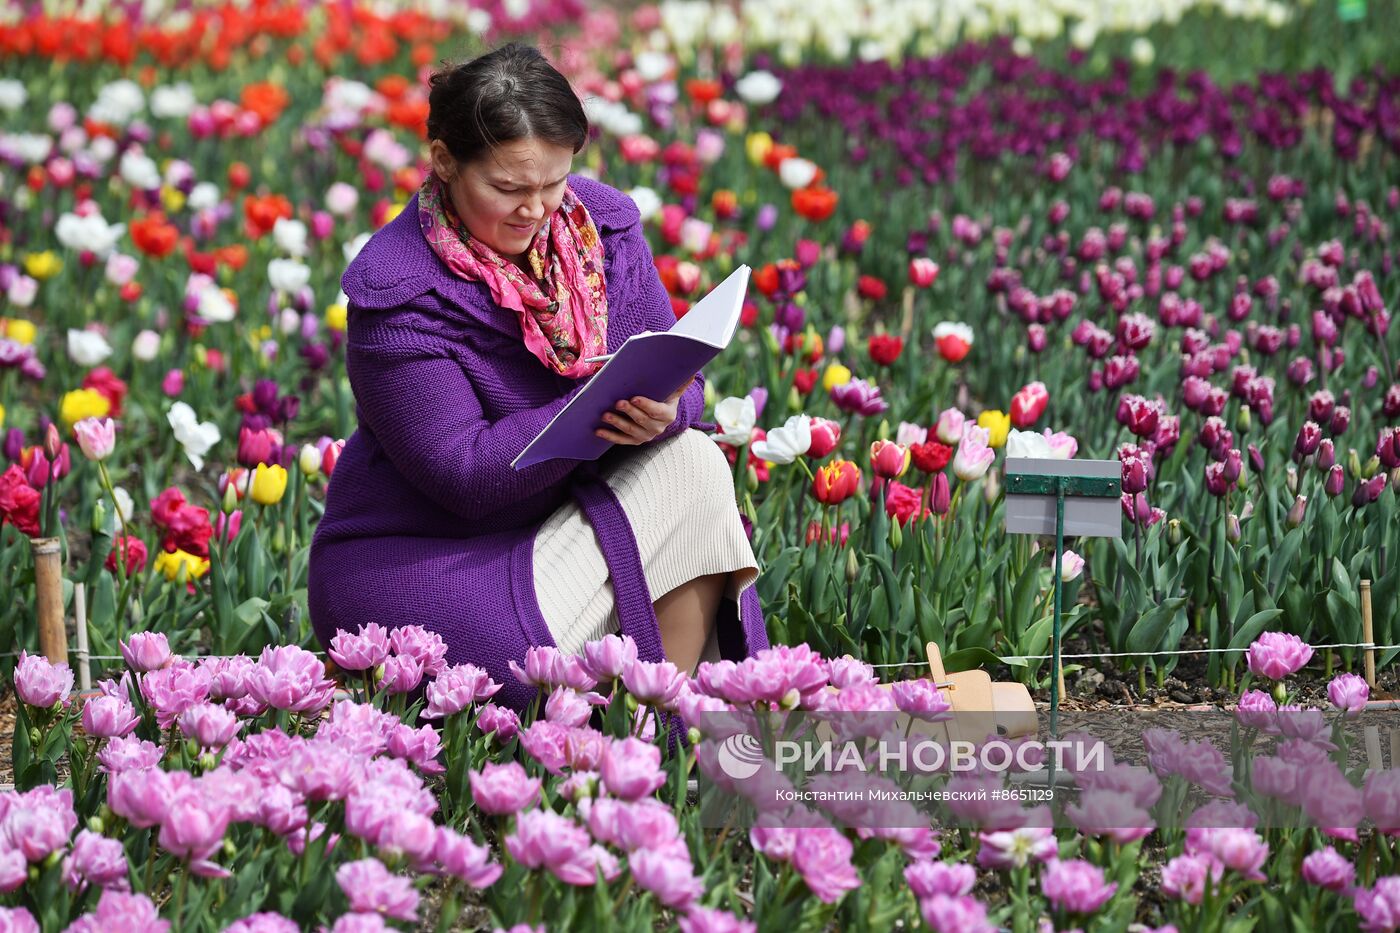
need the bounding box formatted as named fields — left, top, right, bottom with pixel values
left=32, top=537, right=66, bottom=666
left=74, top=582, right=90, bottom=692
left=1361, top=579, right=1376, bottom=689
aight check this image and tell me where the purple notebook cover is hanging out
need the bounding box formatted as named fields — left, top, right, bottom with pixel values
left=511, top=264, right=751, bottom=470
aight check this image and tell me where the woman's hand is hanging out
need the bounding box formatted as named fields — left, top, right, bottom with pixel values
left=595, top=381, right=689, bottom=446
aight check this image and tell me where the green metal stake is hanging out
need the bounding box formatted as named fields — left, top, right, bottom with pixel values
left=1049, top=478, right=1065, bottom=794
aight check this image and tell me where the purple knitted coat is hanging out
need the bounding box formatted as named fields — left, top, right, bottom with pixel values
left=308, top=175, right=769, bottom=713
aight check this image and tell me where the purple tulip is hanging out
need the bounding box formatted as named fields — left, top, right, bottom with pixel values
left=66, top=891, right=169, bottom=933
left=1246, top=632, right=1313, bottom=681
left=433, top=827, right=503, bottom=888
left=830, top=378, right=889, bottom=416
left=905, top=860, right=975, bottom=899
left=468, top=761, right=541, bottom=815
left=629, top=839, right=704, bottom=909
left=1301, top=846, right=1355, bottom=892
left=622, top=659, right=686, bottom=708
left=119, top=632, right=173, bottom=673
left=423, top=663, right=502, bottom=719
left=1353, top=474, right=1389, bottom=507
left=14, top=651, right=73, bottom=709
left=63, top=830, right=130, bottom=894
left=97, top=735, right=164, bottom=774
left=1354, top=878, right=1400, bottom=931
left=177, top=702, right=240, bottom=749
left=1325, top=465, right=1346, bottom=497
left=0, top=908, right=37, bottom=932
left=1041, top=858, right=1117, bottom=914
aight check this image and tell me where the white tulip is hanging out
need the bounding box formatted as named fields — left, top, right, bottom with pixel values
left=187, top=182, right=221, bottom=212
left=55, top=212, right=126, bottom=258
left=167, top=402, right=220, bottom=472
left=734, top=70, right=782, bottom=106
left=150, top=83, right=197, bottom=119
left=713, top=396, right=757, bottom=445
left=324, top=79, right=374, bottom=114
left=778, top=157, right=818, bottom=191
left=343, top=233, right=372, bottom=265
left=0, top=80, right=27, bottom=113
left=1130, top=37, right=1155, bottom=66
left=1006, top=429, right=1053, bottom=460
left=7, top=275, right=37, bottom=308
left=5, top=133, right=52, bottom=165
left=131, top=330, right=161, bottom=363
left=268, top=258, right=311, bottom=294
left=279, top=308, right=301, bottom=336
left=627, top=187, right=662, bottom=223
left=112, top=486, right=134, bottom=524
left=67, top=329, right=113, bottom=367
left=273, top=218, right=309, bottom=258
left=118, top=150, right=161, bottom=191
left=751, top=415, right=812, bottom=465
left=325, top=182, right=359, bottom=217
left=634, top=51, right=673, bottom=82
left=90, top=80, right=144, bottom=125
left=196, top=287, right=236, bottom=324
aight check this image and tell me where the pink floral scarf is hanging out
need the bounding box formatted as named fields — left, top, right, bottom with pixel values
left=419, top=173, right=609, bottom=379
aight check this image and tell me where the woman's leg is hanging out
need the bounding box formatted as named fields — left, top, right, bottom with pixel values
left=653, top=571, right=728, bottom=674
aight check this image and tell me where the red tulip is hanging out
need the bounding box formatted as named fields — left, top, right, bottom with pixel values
left=806, top=418, right=841, bottom=459
left=909, top=441, right=953, bottom=474
left=868, top=334, right=904, bottom=367
left=1009, top=381, right=1049, bottom=428
left=908, top=258, right=940, bottom=288
left=812, top=460, right=861, bottom=505
left=869, top=440, right=910, bottom=479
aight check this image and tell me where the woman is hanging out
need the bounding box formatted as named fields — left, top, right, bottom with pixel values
left=307, top=44, right=768, bottom=713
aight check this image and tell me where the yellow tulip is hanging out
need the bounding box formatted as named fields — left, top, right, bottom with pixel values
left=745, top=132, right=773, bottom=167
left=822, top=363, right=853, bottom=392
left=4, top=319, right=36, bottom=345
left=0, top=402, right=5, bottom=428
left=23, top=251, right=62, bottom=280
left=382, top=202, right=406, bottom=225
left=251, top=463, right=288, bottom=505
left=60, top=388, right=111, bottom=427
left=325, top=303, right=348, bottom=333
left=154, top=548, right=210, bottom=582
left=161, top=186, right=186, bottom=213
left=977, top=410, right=1011, bottom=448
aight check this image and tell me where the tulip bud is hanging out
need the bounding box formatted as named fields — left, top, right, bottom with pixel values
left=1348, top=448, right=1363, bottom=479
left=91, top=497, right=107, bottom=534
left=687, top=727, right=703, bottom=747
left=29, top=727, right=42, bottom=746
left=1236, top=405, right=1251, bottom=431
left=930, top=473, right=951, bottom=515
left=983, top=469, right=1001, bottom=503
left=298, top=444, right=321, bottom=477
left=222, top=482, right=239, bottom=515
left=1167, top=518, right=1183, bottom=546
left=43, top=850, right=63, bottom=871
left=1316, top=439, right=1335, bottom=471
left=845, top=548, right=859, bottom=584
left=1273, top=682, right=1288, bottom=704
left=1286, top=464, right=1298, bottom=495
left=788, top=386, right=801, bottom=413
left=1364, top=455, right=1381, bottom=479
left=1226, top=513, right=1242, bottom=544
left=889, top=519, right=902, bottom=551
left=625, top=692, right=639, bottom=714
left=271, top=524, right=286, bottom=554
left=746, top=464, right=759, bottom=492
left=1325, top=465, right=1345, bottom=497
left=185, top=739, right=199, bottom=759
left=199, top=752, right=217, bottom=771
left=1286, top=495, right=1307, bottom=529
left=1247, top=443, right=1265, bottom=475
left=86, top=815, right=104, bottom=834
left=43, top=422, right=61, bottom=461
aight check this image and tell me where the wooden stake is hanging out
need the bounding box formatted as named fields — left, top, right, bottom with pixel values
left=32, top=537, right=66, bottom=666
left=1056, top=664, right=1066, bottom=704
left=1390, top=728, right=1400, bottom=770
left=1361, top=579, right=1376, bottom=689
left=74, top=582, right=90, bottom=692
left=1366, top=726, right=1384, bottom=776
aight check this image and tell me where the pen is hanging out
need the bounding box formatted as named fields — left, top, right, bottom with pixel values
left=583, top=353, right=614, bottom=363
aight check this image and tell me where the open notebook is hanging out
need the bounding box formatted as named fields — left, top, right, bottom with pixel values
left=511, top=264, right=751, bottom=470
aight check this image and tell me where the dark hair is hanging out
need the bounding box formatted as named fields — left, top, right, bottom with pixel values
left=427, top=43, right=589, bottom=165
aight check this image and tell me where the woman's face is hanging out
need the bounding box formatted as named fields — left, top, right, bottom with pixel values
left=431, top=136, right=575, bottom=263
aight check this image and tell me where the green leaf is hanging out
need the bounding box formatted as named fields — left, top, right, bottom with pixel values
left=1124, top=597, right=1188, bottom=655
left=943, top=647, right=1002, bottom=673
left=1227, top=609, right=1284, bottom=652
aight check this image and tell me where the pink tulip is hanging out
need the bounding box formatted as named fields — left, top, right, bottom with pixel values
left=14, top=651, right=74, bottom=709
left=919, top=894, right=994, bottom=933
left=1328, top=672, right=1369, bottom=716
left=474, top=704, right=520, bottom=741
left=678, top=907, right=756, bottom=933
left=468, top=761, right=541, bottom=815
left=328, top=623, right=390, bottom=673
left=335, top=859, right=419, bottom=922
left=580, top=633, right=638, bottom=683
left=601, top=737, right=666, bottom=800
left=908, top=257, right=940, bottom=288
left=630, top=839, right=704, bottom=908
left=622, top=659, right=686, bottom=708
left=905, top=860, right=975, bottom=899
left=1246, top=632, right=1313, bottom=681
left=1301, top=846, right=1355, bottom=892
left=248, top=645, right=335, bottom=712
left=120, top=631, right=172, bottom=672
left=387, top=625, right=447, bottom=677
left=434, top=827, right=503, bottom=888
left=423, top=663, right=502, bottom=718
left=64, top=830, right=130, bottom=893
left=73, top=416, right=116, bottom=461
left=951, top=422, right=994, bottom=483
left=81, top=694, right=140, bottom=739
left=1041, top=858, right=1117, bottom=914
left=934, top=408, right=965, bottom=445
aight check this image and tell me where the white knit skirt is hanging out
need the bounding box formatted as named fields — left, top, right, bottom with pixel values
left=532, top=428, right=760, bottom=662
